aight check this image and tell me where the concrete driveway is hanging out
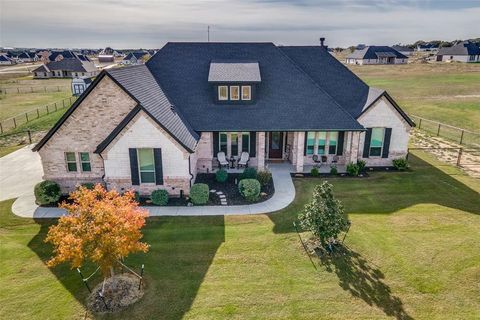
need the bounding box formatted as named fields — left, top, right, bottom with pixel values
left=0, top=145, right=43, bottom=205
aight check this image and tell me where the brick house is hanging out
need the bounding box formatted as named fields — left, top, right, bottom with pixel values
left=346, top=46, right=409, bottom=65
left=33, top=41, right=414, bottom=196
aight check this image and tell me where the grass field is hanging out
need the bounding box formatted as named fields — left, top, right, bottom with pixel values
left=1, top=150, right=479, bottom=319
left=348, top=63, right=480, bottom=131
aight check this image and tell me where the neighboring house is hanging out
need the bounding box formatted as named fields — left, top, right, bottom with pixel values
left=98, top=47, right=116, bottom=62
left=415, top=44, right=439, bottom=52
left=122, top=51, right=150, bottom=65
left=391, top=45, right=414, bottom=56
left=436, top=41, right=480, bottom=63
left=48, top=50, right=77, bottom=62
left=33, top=41, right=414, bottom=196
left=71, top=77, right=93, bottom=96
left=16, top=51, right=39, bottom=63
left=32, top=58, right=99, bottom=79
left=0, top=54, right=15, bottom=65
left=346, top=46, right=408, bottom=65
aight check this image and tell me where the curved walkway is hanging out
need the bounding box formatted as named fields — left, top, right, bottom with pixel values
left=7, top=147, right=295, bottom=218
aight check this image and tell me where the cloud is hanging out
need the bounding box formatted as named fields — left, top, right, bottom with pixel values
left=1, top=0, right=479, bottom=48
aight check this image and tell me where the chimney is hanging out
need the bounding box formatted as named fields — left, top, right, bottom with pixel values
left=320, top=37, right=325, bottom=47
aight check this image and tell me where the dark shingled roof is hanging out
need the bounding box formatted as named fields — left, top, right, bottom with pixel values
left=123, top=52, right=149, bottom=60
left=347, top=46, right=408, bottom=60
left=391, top=45, right=413, bottom=52
left=437, top=41, right=480, bottom=56
left=146, top=42, right=363, bottom=132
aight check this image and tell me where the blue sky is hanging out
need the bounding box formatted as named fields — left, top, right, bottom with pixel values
left=1, top=0, right=478, bottom=48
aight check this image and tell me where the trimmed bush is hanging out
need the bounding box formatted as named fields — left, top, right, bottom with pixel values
left=393, top=158, right=409, bottom=171
left=330, top=165, right=338, bottom=175
left=240, top=167, right=257, bottom=180
left=257, top=170, right=272, bottom=186
left=357, top=160, right=366, bottom=172
left=346, top=162, right=360, bottom=176
left=238, top=179, right=261, bottom=202
left=215, top=169, right=228, bottom=183
left=310, top=167, right=320, bottom=177
left=34, top=180, right=61, bottom=205
left=133, top=191, right=140, bottom=203
left=151, top=189, right=169, bottom=206
left=190, top=183, right=209, bottom=205
left=79, top=182, right=95, bottom=190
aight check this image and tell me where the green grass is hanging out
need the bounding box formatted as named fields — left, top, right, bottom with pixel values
left=1, top=150, right=479, bottom=319
left=0, top=144, right=24, bottom=158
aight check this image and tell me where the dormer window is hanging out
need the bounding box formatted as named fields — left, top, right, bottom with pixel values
left=230, top=86, right=240, bottom=100
left=242, top=86, right=251, bottom=100
left=218, top=86, right=228, bottom=100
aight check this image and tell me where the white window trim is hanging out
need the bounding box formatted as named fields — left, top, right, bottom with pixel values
left=218, top=85, right=228, bottom=101
left=368, top=127, right=385, bottom=158
left=230, top=86, right=240, bottom=101
left=241, top=85, right=251, bottom=101
left=79, top=152, right=91, bottom=172
left=137, top=148, right=156, bottom=184
left=65, top=152, right=77, bottom=172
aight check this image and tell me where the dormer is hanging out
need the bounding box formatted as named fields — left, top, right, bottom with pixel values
left=208, top=60, right=261, bottom=104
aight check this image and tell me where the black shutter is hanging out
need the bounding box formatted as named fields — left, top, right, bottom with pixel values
left=249, top=132, right=256, bottom=157
left=304, top=132, right=308, bottom=156
left=382, top=128, right=392, bottom=158
left=337, top=131, right=345, bottom=156
left=213, top=132, right=219, bottom=157
left=154, top=148, right=164, bottom=185
left=129, top=148, right=139, bottom=186
left=363, top=128, right=372, bottom=158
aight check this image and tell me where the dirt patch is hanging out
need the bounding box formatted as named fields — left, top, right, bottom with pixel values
left=87, top=273, right=144, bottom=314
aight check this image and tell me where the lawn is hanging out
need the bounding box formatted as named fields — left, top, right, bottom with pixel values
left=348, top=63, right=480, bottom=131
left=1, top=150, right=479, bottom=319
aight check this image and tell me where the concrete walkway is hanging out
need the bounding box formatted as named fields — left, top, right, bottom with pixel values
left=6, top=146, right=295, bottom=218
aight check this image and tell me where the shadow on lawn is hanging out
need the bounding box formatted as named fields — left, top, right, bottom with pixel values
left=269, top=153, right=480, bottom=234
left=28, top=215, right=226, bottom=320
left=320, top=246, right=413, bottom=320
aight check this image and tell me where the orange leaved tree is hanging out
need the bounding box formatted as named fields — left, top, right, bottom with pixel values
left=45, top=184, right=149, bottom=277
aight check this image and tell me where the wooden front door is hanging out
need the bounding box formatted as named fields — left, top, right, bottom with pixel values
left=268, top=132, right=283, bottom=159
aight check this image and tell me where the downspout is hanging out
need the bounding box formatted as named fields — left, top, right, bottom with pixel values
left=188, top=154, right=194, bottom=187
left=98, top=153, right=106, bottom=187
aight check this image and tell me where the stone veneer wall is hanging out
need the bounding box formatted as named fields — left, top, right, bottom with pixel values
left=38, top=75, right=137, bottom=193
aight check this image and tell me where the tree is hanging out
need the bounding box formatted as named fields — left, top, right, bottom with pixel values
left=45, top=185, right=149, bottom=277
left=298, top=181, right=350, bottom=246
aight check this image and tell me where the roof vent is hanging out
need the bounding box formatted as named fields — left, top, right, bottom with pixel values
left=170, top=105, right=176, bottom=114
left=320, top=37, right=326, bottom=47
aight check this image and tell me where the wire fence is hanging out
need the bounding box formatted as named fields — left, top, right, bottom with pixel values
left=0, top=85, right=70, bottom=94
left=0, top=96, right=75, bottom=134
left=409, top=114, right=480, bottom=148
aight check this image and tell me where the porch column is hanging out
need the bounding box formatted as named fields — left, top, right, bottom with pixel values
left=345, top=131, right=361, bottom=164
left=257, top=132, right=266, bottom=170
left=293, top=132, right=305, bottom=172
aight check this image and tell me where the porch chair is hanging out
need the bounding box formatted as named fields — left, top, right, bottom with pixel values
left=237, top=152, right=250, bottom=169
left=217, top=152, right=229, bottom=169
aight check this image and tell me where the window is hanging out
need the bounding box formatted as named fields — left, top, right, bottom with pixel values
left=369, top=128, right=384, bottom=157
left=219, top=132, right=228, bottom=153
left=328, top=132, right=338, bottom=155
left=306, top=132, right=315, bottom=155
left=79, top=152, right=91, bottom=172
left=241, top=86, right=251, bottom=100
left=218, top=86, right=228, bottom=101
left=242, top=132, right=250, bottom=153
left=231, top=133, right=238, bottom=156
left=65, top=152, right=77, bottom=172
left=230, top=86, right=239, bottom=100
left=317, top=132, right=326, bottom=155
left=137, top=148, right=155, bottom=183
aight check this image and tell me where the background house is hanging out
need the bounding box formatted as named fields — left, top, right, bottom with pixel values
left=391, top=45, right=414, bottom=56
left=346, top=46, right=408, bottom=65
left=121, top=51, right=150, bottom=65
left=436, top=41, right=480, bottom=62
left=0, top=54, right=15, bottom=65
left=32, top=58, right=99, bottom=79
left=415, top=44, right=439, bottom=52
left=98, top=47, right=116, bottom=62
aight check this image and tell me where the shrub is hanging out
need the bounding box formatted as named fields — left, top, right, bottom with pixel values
left=238, top=179, right=261, bottom=202
left=133, top=191, right=140, bottom=203
left=79, top=182, right=95, bottom=190
left=240, top=167, right=257, bottom=180
left=215, top=169, right=228, bottom=183
left=330, top=165, right=338, bottom=175
left=346, top=162, right=359, bottom=176
left=190, top=183, right=209, bottom=205
left=34, top=180, right=61, bottom=205
left=257, top=170, right=272, bottom=186
left=357, top=160, right=366, bottom=172
left=393, top=158, right=409, bottom=171
left=310, top=167, right=320, bottom=177
left=151, top=189, right=169, bottom=206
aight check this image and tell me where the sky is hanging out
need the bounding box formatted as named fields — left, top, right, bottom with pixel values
left=1, top=0, right=479, bottom=49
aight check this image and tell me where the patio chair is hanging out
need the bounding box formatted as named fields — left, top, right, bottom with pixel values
left=237, top=152, right=250, bottom=169
left=217, top=152, right=229, bottom=169
left=312, top=154, right=321, bottom=167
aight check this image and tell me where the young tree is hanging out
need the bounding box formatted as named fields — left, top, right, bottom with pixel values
left=45, top=185, right=149, bottom=277
left=298, top=181, right=350, bottom=247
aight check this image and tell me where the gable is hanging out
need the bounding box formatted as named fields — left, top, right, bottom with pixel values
left=357, top=95, right=412, bottom=131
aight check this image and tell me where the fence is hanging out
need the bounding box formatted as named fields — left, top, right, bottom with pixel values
left=409, top=114, right=480, bottom=148
left=0, top=85, right=70, bottom=94
left=0, top=96, right=76, bottom=134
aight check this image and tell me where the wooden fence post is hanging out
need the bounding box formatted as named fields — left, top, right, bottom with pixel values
left=46, top=105, right=49, bottom=114
left=54, top=102, right=57, bottom=111
left=37, top=108, right=40, bottom=118
left=456, top=148, right=463, bottom=167
left=27, top=130, right=32, bottom=144
left=17, top=88, right=20, bottom=94
left=418, top=118, right=422, bottom=129
left=25, top=113, right=29, bottom=122
left=437, top=123, right=441, bottom=136
left=0, top=122, right=3, bottom=134
left=13, top=117, right=17, bottom=128
left=459, top=130, right=464, bottom=145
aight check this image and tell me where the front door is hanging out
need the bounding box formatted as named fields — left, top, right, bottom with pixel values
left=268, top=132, right=283, bottom=159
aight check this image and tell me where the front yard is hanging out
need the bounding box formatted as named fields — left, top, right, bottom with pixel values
left=1, top=150, right=479, bottom=319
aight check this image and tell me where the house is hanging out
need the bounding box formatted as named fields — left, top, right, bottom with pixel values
left=16, top=51, right=39, bottom=63
left=122, top=51, right=150, bottom=65
left=71, top=77, right=93, bottom=96
left=32, top=58, right=99, bottom=79
left=391, top=45, right=414, bottom=56
left=0, top=54, right=15, bottom=65
left=415, top=44, right=439, bottom=52
left=48, top=50, right=77, bottom=62
left=346, top=46, right=408, bottom=65
left=33, top=41, right=414, bottom=196
left=436, top=41, right=480, bottom=63
left=98, top=47, right=115, bottom=62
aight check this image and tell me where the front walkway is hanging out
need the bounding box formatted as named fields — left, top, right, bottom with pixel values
left=10, top=156, right=295, bottom=217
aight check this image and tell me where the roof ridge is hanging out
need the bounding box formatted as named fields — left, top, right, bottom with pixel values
left=276, top=46, right=363, bottom=126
